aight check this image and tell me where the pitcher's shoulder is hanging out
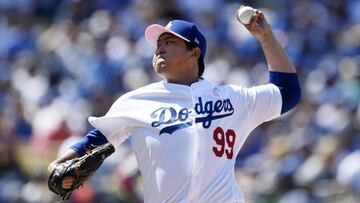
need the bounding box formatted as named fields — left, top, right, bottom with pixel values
left=117, top=81, right=166, bottom=100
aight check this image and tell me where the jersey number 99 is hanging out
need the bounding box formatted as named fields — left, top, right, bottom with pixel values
left=212, top=127, right=236, bottom=159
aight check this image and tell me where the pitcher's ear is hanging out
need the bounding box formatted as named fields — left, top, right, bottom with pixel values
left=190, top=47, right=201, bottom=59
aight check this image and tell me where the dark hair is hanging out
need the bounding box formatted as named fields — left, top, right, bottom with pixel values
left=185, top=41, right=205, bottom=77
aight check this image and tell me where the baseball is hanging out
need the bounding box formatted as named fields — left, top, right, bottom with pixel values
left=237, top=6, right=256, bottom=25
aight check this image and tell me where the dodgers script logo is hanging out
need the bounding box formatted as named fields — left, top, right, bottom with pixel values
left=151, top=97, right=234, bottom=135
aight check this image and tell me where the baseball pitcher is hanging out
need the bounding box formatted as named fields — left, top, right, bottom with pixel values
left=48, top=7, right=301, bottom=203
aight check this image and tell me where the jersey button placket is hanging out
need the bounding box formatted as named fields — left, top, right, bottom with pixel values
left=188, top=86, right=202, bottom=202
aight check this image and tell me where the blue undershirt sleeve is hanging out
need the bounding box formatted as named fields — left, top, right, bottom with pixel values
left=70, top=129, right=109, bottom=156
left=269, top=71, right=301, bottom=114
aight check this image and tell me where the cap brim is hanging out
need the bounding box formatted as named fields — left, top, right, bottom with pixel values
left=145, top=24, right=190, bottom=47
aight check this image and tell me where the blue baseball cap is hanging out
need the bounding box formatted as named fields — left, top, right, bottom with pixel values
left=145, top=20, right=207, bottom=60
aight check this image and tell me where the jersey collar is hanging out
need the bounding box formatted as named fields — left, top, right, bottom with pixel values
left=162, top=78, right=214, bottom=90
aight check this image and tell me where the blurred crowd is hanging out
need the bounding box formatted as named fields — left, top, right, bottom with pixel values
left=0, top=0, right=359, bottom=202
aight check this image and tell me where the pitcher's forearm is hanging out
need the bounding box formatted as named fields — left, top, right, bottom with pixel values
left=259, top=33, right=296, bottom=73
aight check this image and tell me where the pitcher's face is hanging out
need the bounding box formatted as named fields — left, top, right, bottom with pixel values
left=153, top=33, right=192, bottom=76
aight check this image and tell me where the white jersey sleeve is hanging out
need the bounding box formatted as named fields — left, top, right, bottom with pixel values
left=88, top=88, right=147, bottom=146
left=87, top=82, right=168, bottom=147
left=230, top=83, right=282, bottom=131
left=88, top=95, right=132, bottom=146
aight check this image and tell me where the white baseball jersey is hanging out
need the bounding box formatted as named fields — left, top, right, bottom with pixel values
left=89, top=79, right=282, bottom=203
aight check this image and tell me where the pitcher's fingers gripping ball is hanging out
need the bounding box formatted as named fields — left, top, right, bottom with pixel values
left=48, top=143, right=115, bottom=200
left=236, top=5, right=256, bottom=25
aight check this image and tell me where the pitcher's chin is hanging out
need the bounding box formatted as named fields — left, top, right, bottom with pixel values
left=154, top=62, right=167, bottom=73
